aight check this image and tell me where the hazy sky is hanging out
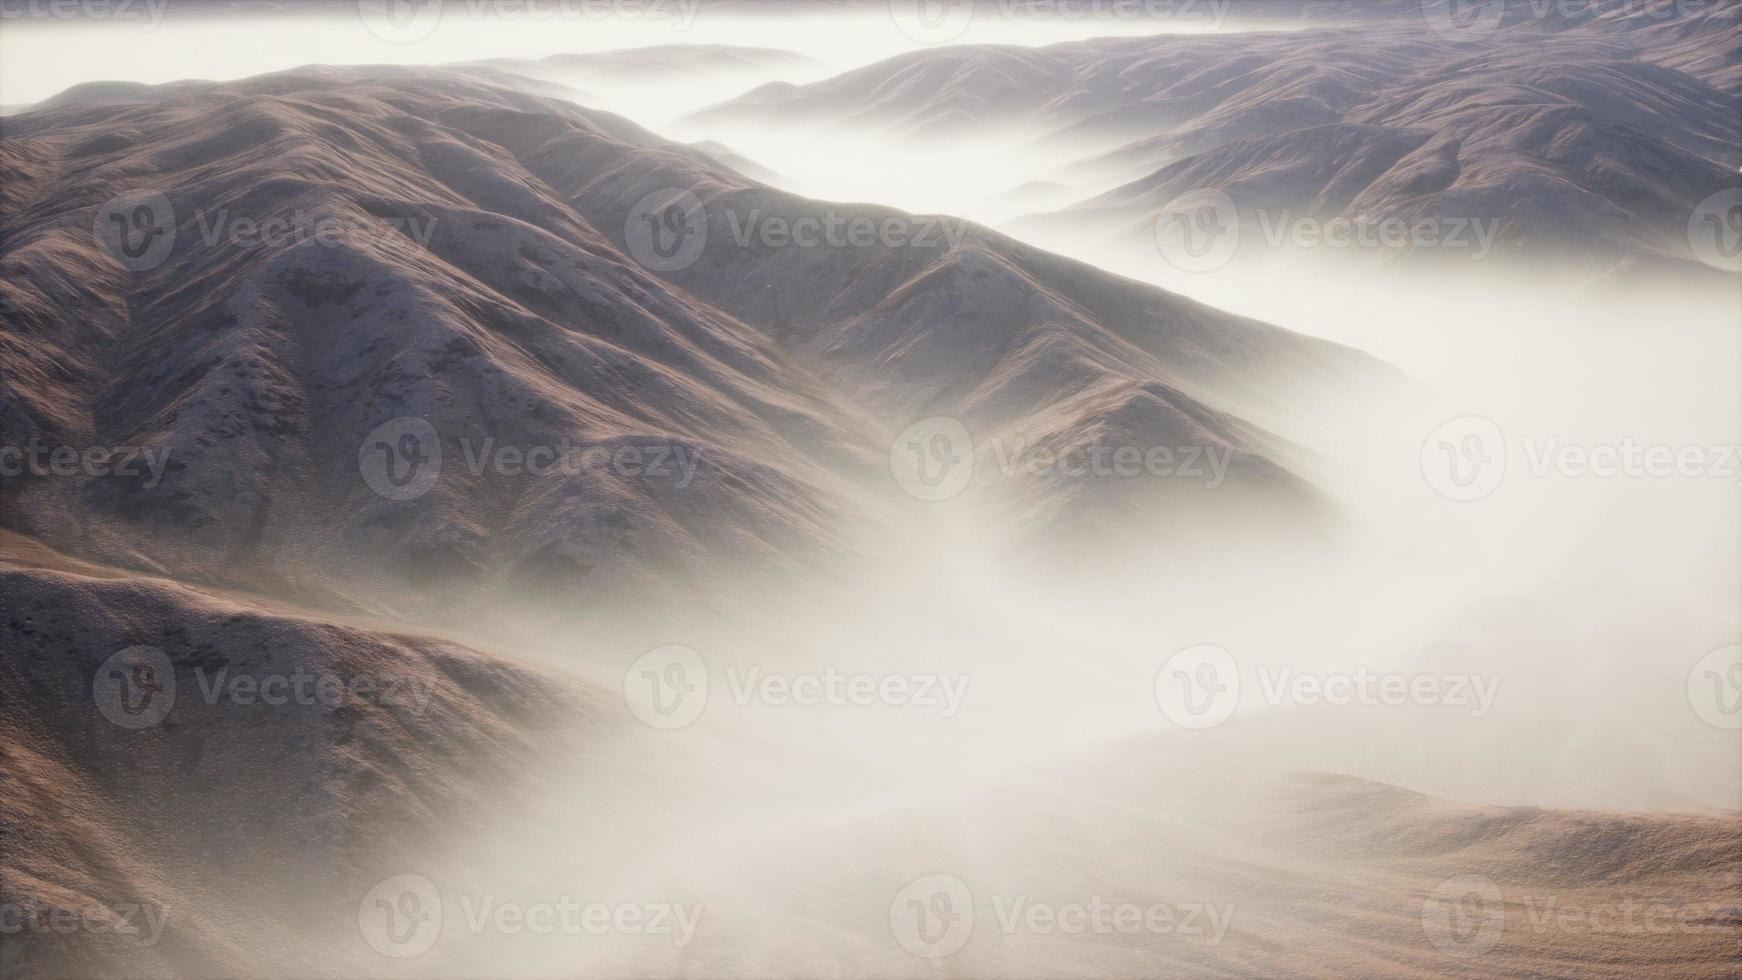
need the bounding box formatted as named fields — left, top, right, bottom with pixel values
left=0, top=2, right=1238, bottom=107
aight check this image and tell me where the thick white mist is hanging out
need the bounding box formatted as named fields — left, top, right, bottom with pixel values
left=7, top=22, right=1737, bottom=975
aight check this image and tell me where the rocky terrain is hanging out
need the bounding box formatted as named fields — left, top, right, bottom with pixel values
left=0, top=66, right=1381, bottom=625
left=0, top=529, right=609, bottom=979
left=1, top=14, right=1737, bottom=978
left=689, top=3, right=1742, bottom=273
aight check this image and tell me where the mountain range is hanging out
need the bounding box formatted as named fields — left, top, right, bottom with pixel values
left=0, top=65, right=1382, bottom=625
left=687, top=5, right=1742, bottom=273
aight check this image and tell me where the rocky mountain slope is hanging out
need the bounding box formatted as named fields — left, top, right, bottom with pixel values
left=0, top=66, right=1381, bottom=621
left=690, top=5, right=1742, bottom=272
left=0, top=530, right=606, bottom=979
